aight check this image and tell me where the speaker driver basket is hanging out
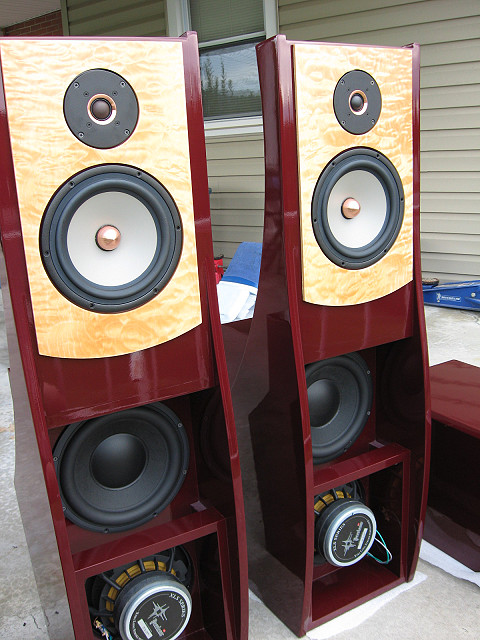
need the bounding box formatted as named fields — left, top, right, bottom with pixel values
left=87, top=546, right=193, bottom=640
left=41, top=164, right=183, bottom=312
left=314, top=481, right=376, bottom=567
left=53, top=403, right=189, bottom=533
left=311, top=148, right=404, bottom=269
left=306, top=352, right=373, bottom=464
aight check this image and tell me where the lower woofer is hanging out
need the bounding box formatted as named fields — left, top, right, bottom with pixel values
left=311, top=148, right=404, bottom=269
left=41, top=164, right=182, bottom=312
left=306, top=352, right=373, bottom=464
left=53, top=403, right=189, bottom=533
left=87, top=546, right=193, bottom=640
left=314, top=481, right=376, bottom=567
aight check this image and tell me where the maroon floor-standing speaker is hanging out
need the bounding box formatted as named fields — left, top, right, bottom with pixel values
left=0, top=33, right=247, bottom=640
left=229, top=35, right=431, bottom=636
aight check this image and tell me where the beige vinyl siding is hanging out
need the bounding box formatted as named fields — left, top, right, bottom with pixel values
left=62, top=0, right=167, bottom=36
left=207, top=135, right=265, bottom=261
left=280, top=0, right=480, bottom=281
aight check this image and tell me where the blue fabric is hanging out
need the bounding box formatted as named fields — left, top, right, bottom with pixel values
left=221, top=242, right=262, bottom=288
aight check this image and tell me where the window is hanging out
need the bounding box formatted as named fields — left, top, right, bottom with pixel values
left=190, top=0, right=264, bottom=119
left=167, top=0, right=277, bottom=132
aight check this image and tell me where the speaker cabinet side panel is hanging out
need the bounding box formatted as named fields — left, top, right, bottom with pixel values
left=227, top=37, right=314, bottom=637
left=294, top=43, right=414, bottom=306
left=2, top=278, right=74, bottom=640
left=0, top=76, right=74, bottom=638
left=0, top=38, right=202, bottom=359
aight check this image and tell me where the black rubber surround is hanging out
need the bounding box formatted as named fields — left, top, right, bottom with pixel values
left=64, top=68, right=139, bottom=148
left=311, top=148, right=404, bottom=269
left=333, top=69, right=382, bottom=135
left=53, top=403, right=189, bottom=533
left=305, top=352, right=373, bottom=464
left=40, top=164, right=183, bottom=313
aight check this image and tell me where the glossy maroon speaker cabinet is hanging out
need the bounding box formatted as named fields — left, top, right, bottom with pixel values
left=228, top=35, right=430, bottom=636
left=0, top=33, right=247, bottom=640
left=425, top=360, right=480, bottom=571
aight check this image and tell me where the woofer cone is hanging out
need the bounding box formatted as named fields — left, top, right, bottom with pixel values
left=41, top=164, right=182, bottom=313
left=306, top=352, right=373, bottom=464
left=311, top=148, right=404, bottom=269
left=53, top=403, right=189, bottom=533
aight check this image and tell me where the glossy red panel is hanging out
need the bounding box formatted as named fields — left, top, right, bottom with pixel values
left=430, top=360, right=480, bottom=437
left=425, top=360, right=480, bottom=571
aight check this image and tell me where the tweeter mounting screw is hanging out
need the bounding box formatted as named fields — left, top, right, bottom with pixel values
left=124, top=129, right=130, bottom=135
left=78, top=132, right=84, bottom=138
left=74, top=82, right=79, bottom=88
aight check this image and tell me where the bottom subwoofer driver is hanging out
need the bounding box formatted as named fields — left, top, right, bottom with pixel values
left=314, top=482, right=376, bottom=567
left=87, top=547, right=193, bottom=640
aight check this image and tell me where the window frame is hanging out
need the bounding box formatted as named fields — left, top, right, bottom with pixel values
left=166, top=0, right=278, bottom=136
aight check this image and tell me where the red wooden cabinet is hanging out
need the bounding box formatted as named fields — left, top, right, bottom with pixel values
left=0, top=32, right=247, bottom=640
left=225, top=35, right=430, bottom=637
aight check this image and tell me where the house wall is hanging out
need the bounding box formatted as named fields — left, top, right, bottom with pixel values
left=59, top=0, right=480, bottom=279
left=3, top=10, right=63, bottom=36
left=61, top=0, right=167, bottom=36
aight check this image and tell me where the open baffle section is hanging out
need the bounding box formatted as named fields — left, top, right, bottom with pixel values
left=0, top=33, right=247, bottom=640
left=223, top=34, right=430, bottom=637
left=74, top=509, right=236, bottom=640
left=238, top=330, right=426, bottom=636
left=309, top=443, right=410, bottom=629
left=40, top=384, right=246, bottom=640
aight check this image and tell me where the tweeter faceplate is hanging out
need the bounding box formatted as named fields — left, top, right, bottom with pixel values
left=64, top=68, right=139, bottom=148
